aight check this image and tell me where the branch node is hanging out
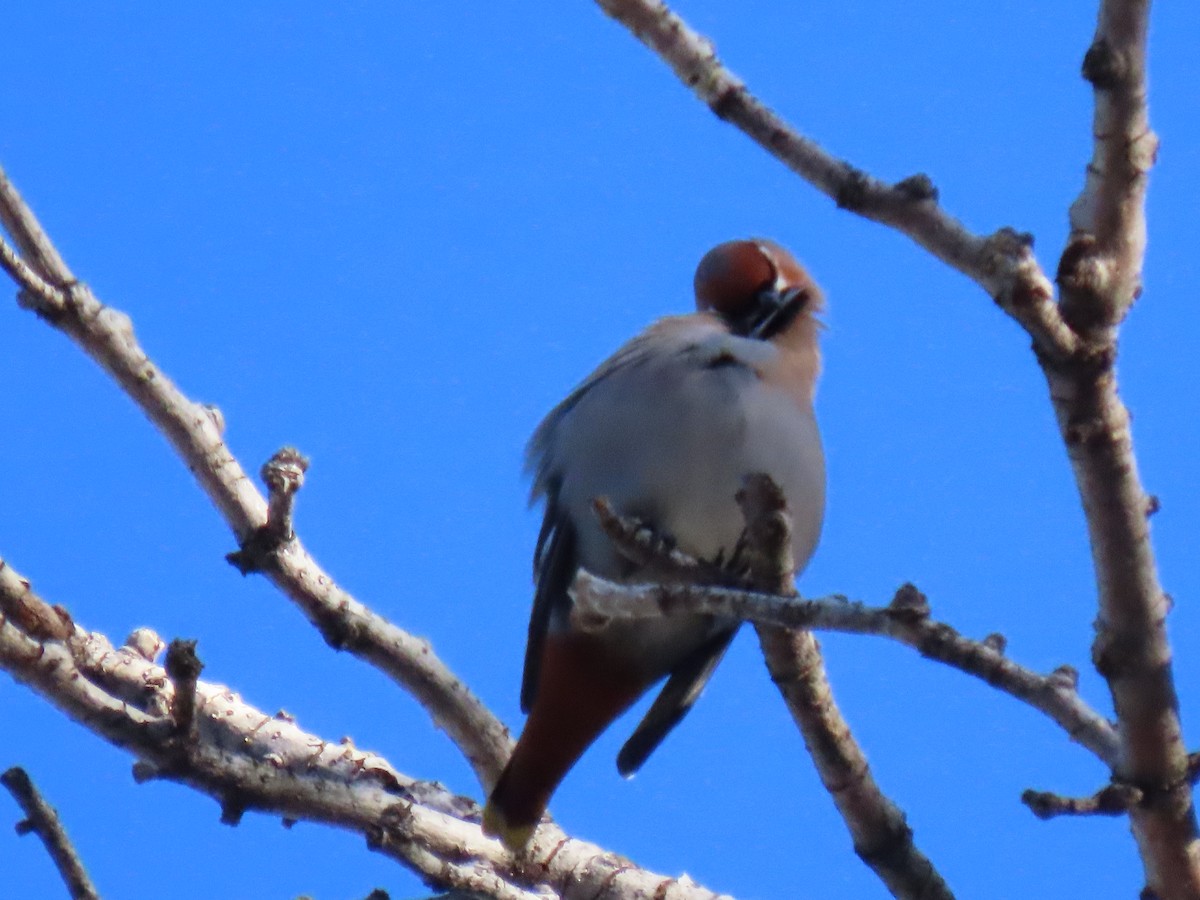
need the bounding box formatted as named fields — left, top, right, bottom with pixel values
left=201, top=403, right=226, bottom=436
left=16, top=287, right=67, bottom=323
left=1187, top=752, right=1200, bottom=785
left=165, top=638, right=204, bottom=740
left=124, top=627, right=166, bottom=662
left=893, top=173, right=938, bottom=203
left=834, top=168, right=871, bottom=211
left=887, top=583, right=930, bottom=622
left=220, top=795, right=248, bottom=826
left=1047, top=664, right=1080, bottom=692
left=981, top=633, right=1008, bottom=655
left=1081, top=38, right=1128, bottom=90
left=226, top=447, right=310, bottom=573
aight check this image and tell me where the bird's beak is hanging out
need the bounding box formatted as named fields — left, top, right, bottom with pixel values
left=748, top=286, right=809, bottom=340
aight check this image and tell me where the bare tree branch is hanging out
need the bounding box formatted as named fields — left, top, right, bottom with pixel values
left=2, top=767, right=101, bottom=900
left=592, top=0, right=1076, bottom=362
left=595, top=477, right=957, bottom=899
left=1022, top=782, right=1142, bottom=821
left=736, top=475, right=953, bottom=900
left=591, top=1, right=1195, bottom=894
left=0, top=170, right=72, bottom=282
left=0, top=557, right=732, bottom=900
left=1051, top=3, right=1196, bottom=895
left=758, top=627, right=951, bottom=900
left=1063, top=0, right=1156, bottom=332
left=0, top=165, right=511, bottom=788
left=572, top=574, right=1119, bottom=768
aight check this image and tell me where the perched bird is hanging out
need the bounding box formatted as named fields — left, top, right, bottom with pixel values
left=482, top=238, right=826, bottom=849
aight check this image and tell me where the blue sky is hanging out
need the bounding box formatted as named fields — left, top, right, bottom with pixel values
left=2, top=3, right=1198, bottom=898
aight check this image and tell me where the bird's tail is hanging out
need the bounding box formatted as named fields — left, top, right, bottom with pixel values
left=482, top=632, right=648, bottom=850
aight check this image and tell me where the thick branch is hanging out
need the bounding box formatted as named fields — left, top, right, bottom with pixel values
left=572, top=575, right=1119, bottom=767
left=0, top=559, right=730, bottom=900
left=0, top=167, right=510, bottom=788
left=1062, top=1, right=1156, bottom=332
left=1053, top=5, right=1196, bottom=895
left=2, top=767, right=100, bottom=900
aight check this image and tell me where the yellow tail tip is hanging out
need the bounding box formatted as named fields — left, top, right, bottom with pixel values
left=481, top=801, right=537, bottom=852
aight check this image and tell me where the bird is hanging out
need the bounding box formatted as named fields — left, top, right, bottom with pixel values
left=481, top=238, right=827, bottom=850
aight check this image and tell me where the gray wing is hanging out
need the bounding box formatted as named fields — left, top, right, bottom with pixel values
left=616, top=624, right=739, bottom=776
left=522, top=326, right=690, bottom=711
left=525, top=315, right=723, bottom=494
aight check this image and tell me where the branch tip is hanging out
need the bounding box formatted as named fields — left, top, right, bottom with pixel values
left=228, top=447, right=312, bottom=572
left=982, top=633, right=1008, bottom=655
left=165, top=638, right=204, bottom=739
left=893, top=173, right=938, bottom=203
left=131, top=761, right=159, bottom=784
left=1048, top=664, right=1081, bottom=692
left=220, top=796, right=247, bottom=826
left=1022, top=782, right=1141, bottom=820
left=1082, top=38, right=1127, bottom=90
left=2, top=767, right=100, bottom=899
left=888, top=583, right=930, bottom=621
left=124, top=627, right=166, bottom=662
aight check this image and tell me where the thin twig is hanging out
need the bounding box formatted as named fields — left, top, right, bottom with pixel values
left=2, top=767, right=101, bottom=900
left=0, top=165, right=73, bottom=282
left=1022, top=782, right=1141, bottom=821
left=227, top=447, right=310, bottom=574
left=572, top=575, right=1119, bottom=767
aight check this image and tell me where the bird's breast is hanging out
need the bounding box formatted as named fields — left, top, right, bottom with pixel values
left=555, top=352, right=825, bottom=577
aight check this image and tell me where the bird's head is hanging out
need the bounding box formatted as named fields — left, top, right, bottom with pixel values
left=693, top=238, right=823, bottom=340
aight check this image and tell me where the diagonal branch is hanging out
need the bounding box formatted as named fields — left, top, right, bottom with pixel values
left=0, top=165, right=511, bottom=789
left=758, top=626, right=951, bottom=899
left=593, top=0, right=1076, bottom=362
left=0, top=557, right=731, bottom=900
left=737, top=476, right=953, bottom=899
left=2, top=767, right=101, bottom=900
left=594, top=478, right=956, bottom=899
